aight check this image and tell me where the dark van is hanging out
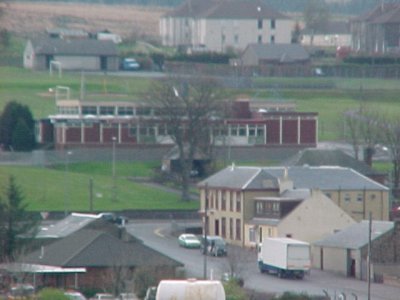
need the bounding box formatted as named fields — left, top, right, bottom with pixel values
left=200, top=236, right=227, bottom=257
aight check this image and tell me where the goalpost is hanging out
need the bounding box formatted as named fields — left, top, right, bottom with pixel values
left=49, top=60, right=62, bottom=78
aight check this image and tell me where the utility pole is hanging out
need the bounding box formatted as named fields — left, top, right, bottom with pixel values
left=112, top=136, right=117, bottom=202
left=89, top=177, right=93, bottom=212
left=368, top=211, right=372, bottom=300
left=203, top=183, right=208, bottom=279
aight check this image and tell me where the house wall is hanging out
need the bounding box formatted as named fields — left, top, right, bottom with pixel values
left=317, top=246, right=348, bottom=276
left=324, top=189, right=389, bottom=221
left=160, top=16, right=294, bottom=53
left=200, top=187, right=278, bottom=246
left=277, top=191, right=355, bottom=243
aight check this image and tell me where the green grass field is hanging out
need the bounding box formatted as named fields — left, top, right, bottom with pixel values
left=0, top=163, right=198, bottom=212
left=1, top=67, right=400, bottom=211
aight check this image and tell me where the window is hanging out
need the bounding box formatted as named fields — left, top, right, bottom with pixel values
left=344, top=193, right=351, bottom=202
left=236, top=192, right=241, bottom=212
left=221, top=217, right=226, bottom=238
left=270, top=35, right=275, bottom=43
left=82, top=106, right=97, bottom=115
left=100, top=106, right=115, bottom=115
left=235, top=219, right=241, bottom=240
left=221, top=191, right=226, bottom=210
left=117, top=107, right=133, bottom=116
left=357, top=194, right=363, bottom=202
left=129, top=126, right=137, bottom=137
left=238, top=125, right=246, bottom=136
left=229, top=218, right=234, bottom=240
left=234, top=34, right=239, bottom=44
left=370, top=194, right=376, bottom=200
left=271, top=19, right=275, bottom=29
left=221, top=34, right=226, bottom=43
left=137, top=107, right=151, bottom=116
left=256, top=202, right=264, bottom=214
left=58, top=106, right=79, bottom=115
left=272, top=202, right=279, bottom=212
left=258, top=19, right=263, bottom=29
left=258, top=35, right=262, bottom=43
left=230, top=194, right=234, bottom=212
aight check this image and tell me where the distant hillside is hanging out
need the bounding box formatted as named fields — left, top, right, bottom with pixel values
left=18, top=0, right=393, bottom=15
left=3, top=2, right=168, bottom=39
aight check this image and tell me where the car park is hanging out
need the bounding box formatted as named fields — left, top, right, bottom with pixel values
left=178, top=233, right=201, bottom=248
left=200, top=236, right=227, bottom=256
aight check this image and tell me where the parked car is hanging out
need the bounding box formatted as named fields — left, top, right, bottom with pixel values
left=65, top=291, right=87, bottom=300
left=178, top=233, right=201, bottom=248
left=8, top=284, right=35, bottom=299
left=90, top=293, right=116, bottom=300
left=121, top=58, right=140, bottom=71
left=200, top=236, right=227, bottom=256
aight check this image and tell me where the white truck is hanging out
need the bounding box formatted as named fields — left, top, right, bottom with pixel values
left=258, top=237, right=311, bottom=279
left=155, top=279, right=225, bottom=300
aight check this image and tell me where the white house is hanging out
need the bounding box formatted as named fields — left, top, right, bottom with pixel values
left=160, top=0, right=295, bottom=53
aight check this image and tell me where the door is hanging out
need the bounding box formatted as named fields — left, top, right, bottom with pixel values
left=100, top=56, right=107, bottom=71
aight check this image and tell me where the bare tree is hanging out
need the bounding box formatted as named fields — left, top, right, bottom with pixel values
left=148, top=75, right=223, bottom=201
left=303, top=0, right=330, bottom=45
left=380, top=115, right=400, bottom=190
left=343, top=106, right=382, bottom=165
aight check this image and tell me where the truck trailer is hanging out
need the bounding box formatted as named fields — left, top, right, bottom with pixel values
left=258, top=237, right=311, bottom=279
left=155, top=279, right=225, bottom=300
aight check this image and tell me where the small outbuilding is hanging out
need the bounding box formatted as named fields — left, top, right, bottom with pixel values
left=312, top=220, right=396, bottom=280
left=240, top=43, right=310, bottom=67
left=23, top=37, right=119, bottom=71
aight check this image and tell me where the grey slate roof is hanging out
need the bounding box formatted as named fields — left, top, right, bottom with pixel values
left=29, top=37, right=118, bottom=56
left=23, top=229, right=183, bottom=268
left=199, top=166, right=388, bottom=191
left=313, top=221, right=394, bottom=249
left=244, top=43, right=310, bottom=63
left=36, top=213, right=99, bottom=239
left=164, top=0, right=288, bottom=20
left=281, top=148, right=384, bottom=178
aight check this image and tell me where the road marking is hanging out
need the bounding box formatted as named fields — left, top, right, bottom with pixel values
left=155, top=227, right=165, bottom=237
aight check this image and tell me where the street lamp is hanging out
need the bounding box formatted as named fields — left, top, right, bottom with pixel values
left=112, top=136, right=117, bottom=202
left=64, top=151, right=72, bottom=216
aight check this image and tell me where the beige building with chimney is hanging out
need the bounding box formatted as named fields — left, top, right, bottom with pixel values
left=198, top=166, right=389, bottom=247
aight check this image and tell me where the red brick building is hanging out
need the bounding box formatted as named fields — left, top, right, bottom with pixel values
left=37, top=97, right=318, bottom=149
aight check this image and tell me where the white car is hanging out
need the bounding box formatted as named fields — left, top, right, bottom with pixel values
left=178, top=233, right=201, bottom=248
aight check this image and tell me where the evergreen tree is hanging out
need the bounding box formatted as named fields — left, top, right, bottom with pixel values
left=0, top=101, right=36, bottom=151
left=0, top=176, right=38, bottom=261
left=12, top=119, right=35, bottom=151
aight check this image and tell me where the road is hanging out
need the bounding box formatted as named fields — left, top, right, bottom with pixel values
left=126, top=220, right=400, bottom=300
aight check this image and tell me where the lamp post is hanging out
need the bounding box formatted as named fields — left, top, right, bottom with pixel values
left=203, top=183, right=209, bottom=279
left=64, top=151, right=72, bottom=216
left=112, top=136, right=117, bottom=202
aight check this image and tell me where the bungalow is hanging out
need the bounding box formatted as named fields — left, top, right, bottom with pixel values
left=23, top=37, right=119, bottom=71
left=7, top=229, right=183, bottom=291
